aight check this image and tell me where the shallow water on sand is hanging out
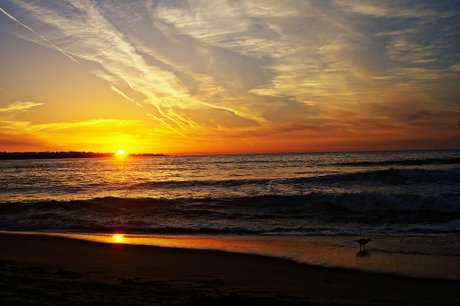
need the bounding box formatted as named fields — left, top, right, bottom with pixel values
left=23, top=232, right=460, bottom=280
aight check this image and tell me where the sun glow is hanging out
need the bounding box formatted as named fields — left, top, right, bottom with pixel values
left=116, top=149, right=125, bottom=156
left=112, top=234, right=124, bottom=243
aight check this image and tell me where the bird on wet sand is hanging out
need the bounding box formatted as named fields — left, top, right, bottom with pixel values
left=355, top=238, right=372, bottom=251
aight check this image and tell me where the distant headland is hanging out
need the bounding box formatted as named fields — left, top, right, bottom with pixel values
left=0, top=152, right=166, bottom=160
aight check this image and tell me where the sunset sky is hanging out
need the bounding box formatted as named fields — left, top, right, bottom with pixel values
left=1, top=0, right=459, bottom=154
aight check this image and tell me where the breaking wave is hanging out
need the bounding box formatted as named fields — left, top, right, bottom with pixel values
left=1, top=191, right=459, bottom=235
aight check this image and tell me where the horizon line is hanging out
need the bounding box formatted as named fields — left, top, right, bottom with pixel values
left=1, top=148, right=459, bottom=157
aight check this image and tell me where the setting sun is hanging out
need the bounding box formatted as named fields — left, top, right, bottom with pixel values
left=116, top=149, right=125, bottom=156
left=112, top=234, right=124, bottom=243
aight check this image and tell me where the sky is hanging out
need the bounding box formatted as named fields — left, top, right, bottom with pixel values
left=0, top=0, right=459, bottom=154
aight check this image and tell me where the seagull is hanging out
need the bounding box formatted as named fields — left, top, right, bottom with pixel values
left=355, top=238, right=372, bottom=251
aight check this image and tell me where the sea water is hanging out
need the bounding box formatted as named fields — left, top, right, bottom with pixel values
left=1, top=150, right=459, bottom=278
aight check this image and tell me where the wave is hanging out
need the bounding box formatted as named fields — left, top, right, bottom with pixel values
left=331, top=157, right=460, bottom=167
left=128, top=168, right=460, bottom=189
left=131, top=178, right=272, bottom=189
left=2, top=191, right=459, bottom=213
left=317, top=192, right=460, bottom=213
left=1, top=191, right=459, bottom=235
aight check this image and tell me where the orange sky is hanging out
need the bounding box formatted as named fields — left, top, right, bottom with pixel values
left=1, top=1, right=459, bottom=154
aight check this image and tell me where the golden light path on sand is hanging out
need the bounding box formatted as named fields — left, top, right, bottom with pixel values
left=4, top=231, right=459, bottom=280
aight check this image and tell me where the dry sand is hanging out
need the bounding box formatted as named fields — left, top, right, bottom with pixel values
left=0, top=233, right=459, bottom=305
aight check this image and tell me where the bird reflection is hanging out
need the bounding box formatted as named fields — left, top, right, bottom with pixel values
left=356, top=250, right=371, bottom=258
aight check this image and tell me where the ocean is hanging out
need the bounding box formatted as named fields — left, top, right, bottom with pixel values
left=1, top=150, right=460, bottom=278
left=1, top=150, right=459, bottom=236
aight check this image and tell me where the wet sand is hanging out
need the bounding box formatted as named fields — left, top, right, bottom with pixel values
left=0, top=233, right=459, bottom=305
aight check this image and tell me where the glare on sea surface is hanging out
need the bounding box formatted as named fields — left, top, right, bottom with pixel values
left=112, top=234, right=124, bottom=243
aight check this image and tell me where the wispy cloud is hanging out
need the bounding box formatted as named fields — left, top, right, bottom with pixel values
left=0, top=0, right=459, bottom=152
left=109, top=85, right=135, bottom=102
left=0, top=101, right=43, bottom=113
left=0, top=6, right=79, bottom=63
left=6, top=0, right=194, bottom=125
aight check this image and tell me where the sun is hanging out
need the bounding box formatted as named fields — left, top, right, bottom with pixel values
left=112, top=234, right=124, bottom=243
left=116, top=149, right=125, bottom=156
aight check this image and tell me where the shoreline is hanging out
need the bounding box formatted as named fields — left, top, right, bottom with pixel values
left=0, top=232, right=459, bottom=305
left=3, top=230, right=459, bottom=280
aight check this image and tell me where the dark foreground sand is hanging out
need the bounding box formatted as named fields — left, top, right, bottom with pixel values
left=0, top=233, right=459, bottom=305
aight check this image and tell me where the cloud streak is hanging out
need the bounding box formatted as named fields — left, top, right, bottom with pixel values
left=0, top=6, right=79, bottom=63
left=0, top=101, right=43, bottom=113
left=0, top=0, right=459, bottom=153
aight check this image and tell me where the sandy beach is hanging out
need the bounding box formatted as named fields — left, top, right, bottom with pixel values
left=0, top=233, right=459, bottom=305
